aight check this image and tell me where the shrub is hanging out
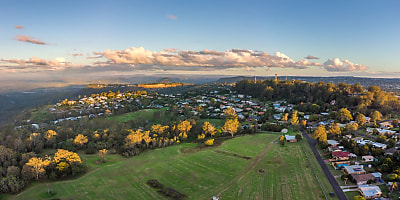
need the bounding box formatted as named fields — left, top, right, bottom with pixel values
left=158, top=187, right=186, bottom=200
left=147, top=179, right=164, bottom=189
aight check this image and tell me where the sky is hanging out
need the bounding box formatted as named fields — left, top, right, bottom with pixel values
left=1, top=0, right=400, bottom=87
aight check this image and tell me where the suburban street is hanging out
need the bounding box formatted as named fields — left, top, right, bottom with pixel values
left=300, top=128, right=348, bottom=200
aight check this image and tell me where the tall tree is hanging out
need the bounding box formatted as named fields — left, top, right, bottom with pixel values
left=313, top=125, right=327, bottom=143
left=290, top=110, right=299, bottom=126
left=177, top=120, right=192, bottom=139
left=355, top=113, right=367, bottom=126
left=202, top=121, right=216, bottom=137
left=73, top=134, right=88, bottom=147
left=338, top=108, right=353, bottom=123
left=25, top=157, right=51, bottom=180
left=328, top=123, right=341, bottom=136
left=222, top=118, right=239, bottom=137
left=370, top=110, right=383, bottom=124
left=224, top=107, right=237, bottom=119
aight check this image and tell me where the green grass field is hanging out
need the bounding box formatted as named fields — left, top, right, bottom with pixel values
left=10, top=133, right=337, bottom=200
left=107, top=108, right=173, bottom=124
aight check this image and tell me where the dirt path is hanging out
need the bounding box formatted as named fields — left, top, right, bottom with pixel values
left=216, top=137, right=277, bottom=196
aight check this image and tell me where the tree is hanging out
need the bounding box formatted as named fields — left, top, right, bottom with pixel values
left=328, top=123, right=341, bottom=137
left=99, top=149, right=107, bottom=162
left=345, top=123, right=359, bottom=134
left=354, top=195, right=366, bottom=200
left=290, top=110, right=299, bottom=126
left=281, top=113, right=289, bottom=122
left=338, top=108, right=353, bottom=122
left=295, top=133, right=302, bottom=141
left=224, top=107, right=237, bottom=119
left=202, top=121, right=216, bottom=137
left=204, top=139, right=214, bottom=146
left=222, top=118, right=239, bottom=137
left=371, top=110, right=383, bottom=124
left=73, top=134, right=88, bottom=147
left=279, top=135, right=285, bottom=145
left=25, top=157, right=51, bottom=180
left=355, top=113, right=367, bottom=126
left=177, top=120, right=192, bottom=139
left=125, top=129, right=151, bottom=148
left=313, top=125, right=327, bottom=143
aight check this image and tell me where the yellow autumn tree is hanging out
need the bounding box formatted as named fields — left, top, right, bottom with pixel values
left=197, top=134, right=206, bottom=140
left=73, top=134, right=88, bottom=146
left=202, top=121, right=216, bottom=137
left=99, top=149, right=108, bottom=162
left=53, top=149, right=82, bottom=164
left=125, top=129, right=151, bottom=148
left=25, top=156, right=51, bottom=180
left=222, top=118, right=239, bottom=137
left=204, top=139, right=214, bottom=146
left=44, top=130, right=57, bottom=141
left=177, top=120, right=192, bottom=139
left=29, top=133, right=41, bottom=147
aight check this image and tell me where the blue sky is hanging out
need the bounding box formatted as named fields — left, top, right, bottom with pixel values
left=1, top=0, right=400, bottom=80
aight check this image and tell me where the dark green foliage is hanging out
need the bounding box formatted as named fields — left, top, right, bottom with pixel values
left=157, top=187, right=187, bottom=200
left=147, top=179, right=164, bottom=189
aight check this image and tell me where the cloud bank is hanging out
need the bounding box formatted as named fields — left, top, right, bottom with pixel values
left=96, top=46, right=323, bottom=71
left=15, top=35, right=47, bottom=45
left=323, top=58, right=367, bottom=72
left=1, top=57, right=67, bottom=67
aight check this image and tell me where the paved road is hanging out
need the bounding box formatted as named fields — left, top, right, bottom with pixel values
left=300, top=128, right=348, bottom=200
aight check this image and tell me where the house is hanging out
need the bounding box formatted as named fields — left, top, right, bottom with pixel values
left=384, top=147, right=397, bottom=156
left=371, top=172, right=382, bottom=183
left=359, top=184, right=382, bottom=199
left=332, top=151, right=350, bottom=161
left=344, top=165, right=366, bottom=175
left=285, top=135, right=297, bottom=143
left=379, top=121, right=393, bottom=129
left=362, top=155, right=375, bottom=162
left=327, top=140, right=340, bottom=147
left=352, top=173, right=375, bottom=185
left=372, top=142, right=387, bottom=149
left=376, top=128, right=396, bottom=136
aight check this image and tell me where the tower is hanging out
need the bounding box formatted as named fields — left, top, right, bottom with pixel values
left=275, top=74, right=277, bottom=81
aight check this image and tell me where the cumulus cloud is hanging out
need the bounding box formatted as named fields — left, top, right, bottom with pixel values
left=1, top=57, right=67, bottom=67
left=167, top=14, right=177, bottom=20
left=95, top=46, right=322, bottom=71
left=15, top=35, right=47, bottom=45
left=323, top=58, right=367, bottom=72
left=14, top=25, right=24, bottom=29
left=305, top=55, right=319, bottom=59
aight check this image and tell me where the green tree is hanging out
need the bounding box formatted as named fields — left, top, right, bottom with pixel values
left=295, top=133, right=302, bottom=141
left=222, top=118, right=239, bottom=137
left=338, top=108, right=353, bottom=123
left=354, top=195, right=366, bottom=200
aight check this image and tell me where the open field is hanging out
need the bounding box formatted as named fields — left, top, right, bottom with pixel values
left=107, top=108, right=174, bottom=124
left=10, top=133, right=336, bottom=200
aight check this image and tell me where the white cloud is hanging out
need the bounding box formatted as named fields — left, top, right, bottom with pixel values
left=15, top=35, right=47, bottom=45
left=1, top=57, right=67, bottom=67
left=95, top=46, right=322, bottom=71
left=323, top=58, right=367, bottom=72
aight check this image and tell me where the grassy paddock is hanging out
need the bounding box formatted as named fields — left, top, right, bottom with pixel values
left=10, top=133, right=336, bottom=200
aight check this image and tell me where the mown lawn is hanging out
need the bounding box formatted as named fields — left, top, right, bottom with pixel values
left=10, top=133, right=336, bottom=200
left=107, top=108, right=173, bottom=124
